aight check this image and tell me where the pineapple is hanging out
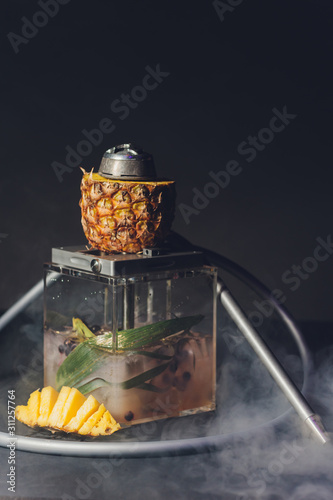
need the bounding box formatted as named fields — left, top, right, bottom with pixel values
left=79, top=170, right=176, bottom=253
left=90, top=410, right=121, bottom=436
left=37, top=386, right=59, bottom=427
left=47, top=386, right=71, bottom=428
left=64, top=395, right=100, bottom=433
left=15, top=389, right=41, bottom=428
left=78, top=404, right=107, bottom=435
left=55, top=387, right=86, bottom=428
left=15, top=386, right=120, bottom=436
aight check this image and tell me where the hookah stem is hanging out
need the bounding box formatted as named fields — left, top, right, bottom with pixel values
left=218, top=280, right=330, bottom=445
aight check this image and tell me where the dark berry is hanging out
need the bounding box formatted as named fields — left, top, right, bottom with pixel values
left=91, top=325, right=101, bottom=334
left=58, top=344, right=65, bottom=354
left=124, top=411, right=134, bottom=421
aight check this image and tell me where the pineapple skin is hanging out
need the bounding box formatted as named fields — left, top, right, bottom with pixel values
left=79, top=170, right=176, bottom=253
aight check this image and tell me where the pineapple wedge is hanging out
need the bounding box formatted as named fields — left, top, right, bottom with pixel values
left=15, top=389, right=41, bottom=428
left=90, top=410, right=121, bottom=437
left=47, top=386, right=71, bottom=428
left=15, top=386, right=121, bottom=436
left=37, top=386, right=59, bottom=427
left=78, top=404, right=106, bottom=435
left=55, top=388, right=86, bottom=428
left=63, top=395, right=100, bottom=433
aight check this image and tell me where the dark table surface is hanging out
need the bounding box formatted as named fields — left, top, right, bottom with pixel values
left=0, top=318, right=332, bottom=500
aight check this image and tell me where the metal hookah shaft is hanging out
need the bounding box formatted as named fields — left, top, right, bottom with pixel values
left=218, top=281, right=330, bottom=445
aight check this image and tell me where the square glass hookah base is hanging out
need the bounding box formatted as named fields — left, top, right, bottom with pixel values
left=0, top=249, right=309, bottom=457
left=43, top=247, right=217, bottom=426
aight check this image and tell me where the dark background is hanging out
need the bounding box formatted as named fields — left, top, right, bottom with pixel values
left=1, top=0, right=333, bottom=323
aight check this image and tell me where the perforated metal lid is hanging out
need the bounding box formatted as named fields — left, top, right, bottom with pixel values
left=98, top=143, right=156, bottom=180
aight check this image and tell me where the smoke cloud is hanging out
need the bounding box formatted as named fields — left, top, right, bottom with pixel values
left=0, top=296, right=333, bottom=499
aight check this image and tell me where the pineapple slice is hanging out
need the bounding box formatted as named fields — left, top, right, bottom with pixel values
left=90, top=410, right=121, bottom=436
left=78, top=404, right=106, bottom=435
left=37, top=386, right=59, bottom=427
left=47, top=386, right=71, bottom=428
left=15, top=386, right=121, bottom=436
left=55, top=388, right=86, bottom=428
left=63, top=395, right=100, bottom=433
left=15, top=389, right=41, bottom=428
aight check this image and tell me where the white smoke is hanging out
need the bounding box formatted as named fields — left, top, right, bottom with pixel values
left=1, top=294, right=333, bottom=499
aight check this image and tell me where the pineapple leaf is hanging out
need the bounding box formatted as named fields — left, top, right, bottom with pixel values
left=74, top=377, right=109, bottom=394
left=135, top=383, right=170, bottom=393
left=86, top=314, right=204, bottom=351
left=55, top=343, right=109, bottom=391
left=72, top=317, right=95, bottom=341
left=126, top=350, right=173, bottom=360
left=75, top=362, right=170, bottom=394
left=56, top=314, right=203, bottom=391
left=120, top=362, right=170, bottom=390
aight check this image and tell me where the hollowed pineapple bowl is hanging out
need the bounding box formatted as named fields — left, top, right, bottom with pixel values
left=80, top=170, right=176, bottom=254
left=79, top=143, right=176, bottom=254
